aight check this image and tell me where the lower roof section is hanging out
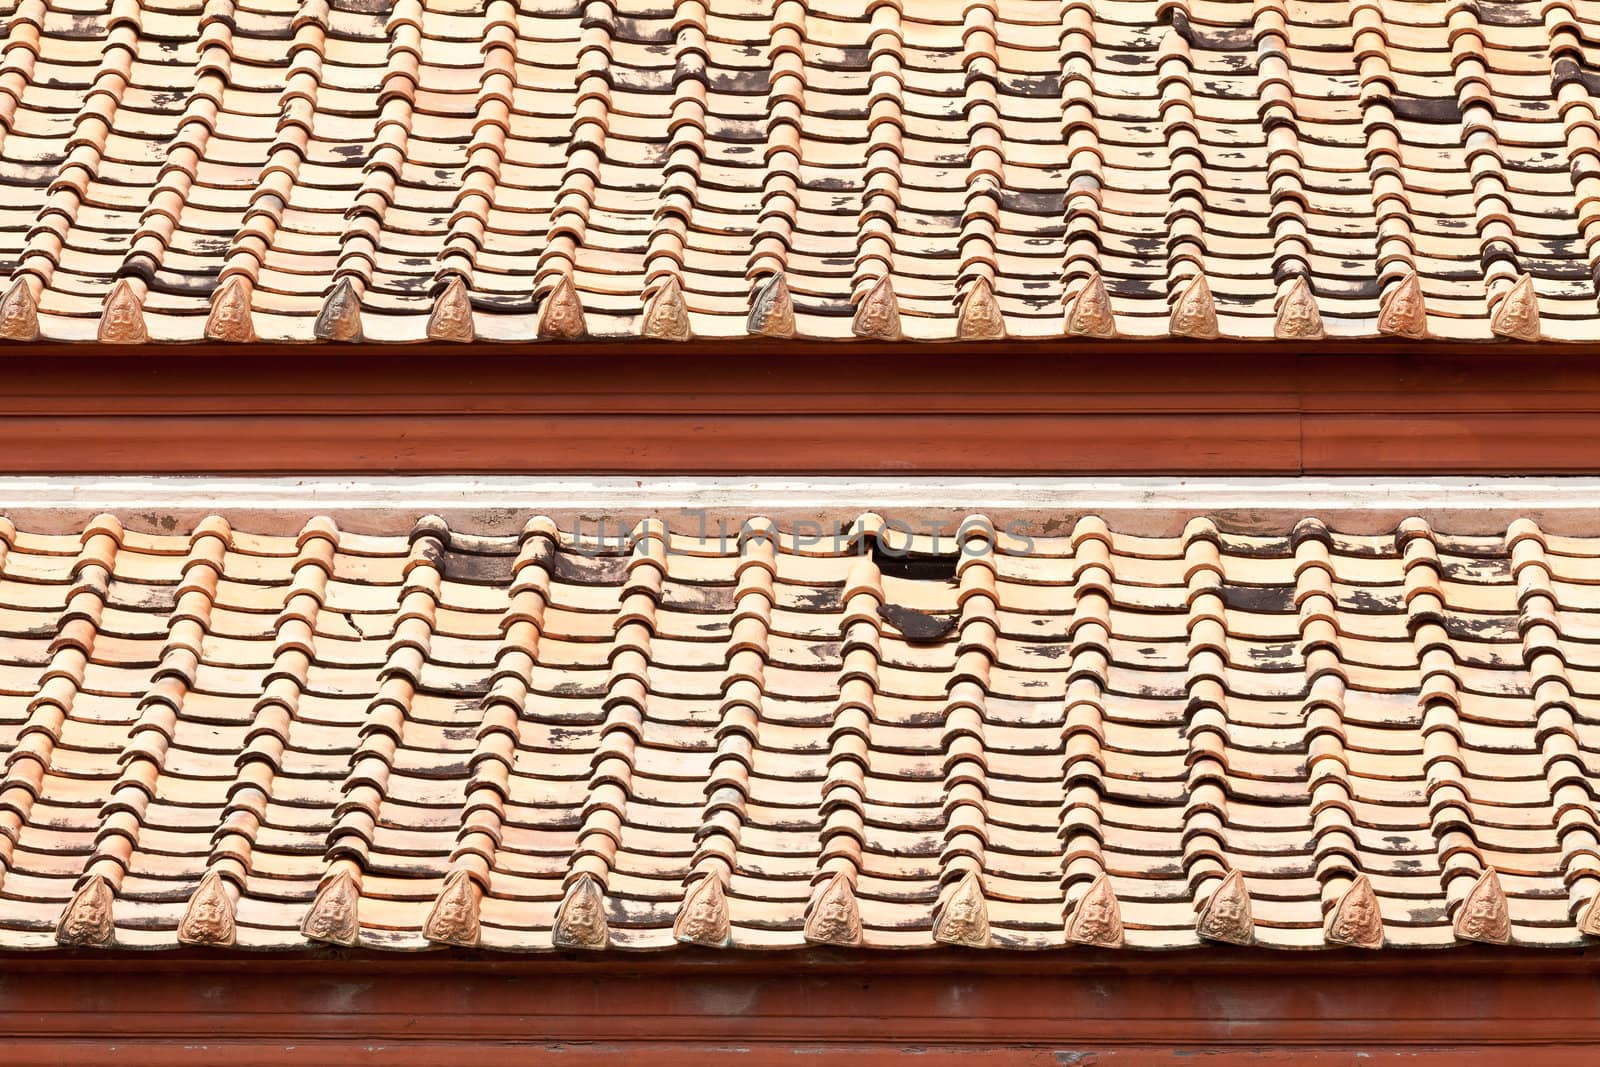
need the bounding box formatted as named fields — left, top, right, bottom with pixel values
left=1, top=490, right=1598, bottom=953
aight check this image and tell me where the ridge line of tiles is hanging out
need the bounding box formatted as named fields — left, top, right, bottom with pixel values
left=0, top=517, right=119, bottom=902
left=1061, top=515, right=1124, bottom=947
left=929, top=515, right=995, bottom=946
left=55, top=516, right=230, bottom=946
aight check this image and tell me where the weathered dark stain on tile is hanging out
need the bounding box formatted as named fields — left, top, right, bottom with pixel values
left=1340, top=589, right=1400, bottom=614
left=790, top=588, right=841, bottom=612
left=660, top=583, right=736, bottom=613
left=438, top=550, right=515, bottom=586
left=1220, top=585, right=1295, bottom=614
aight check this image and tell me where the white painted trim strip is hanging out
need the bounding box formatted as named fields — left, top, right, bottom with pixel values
left=0, top=476, right=1597, bottom=535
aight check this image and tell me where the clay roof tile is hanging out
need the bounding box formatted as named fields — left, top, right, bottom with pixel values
left=0, top=1, right=1579, bottom=344
left=0, top=509, right=1564, bottom=952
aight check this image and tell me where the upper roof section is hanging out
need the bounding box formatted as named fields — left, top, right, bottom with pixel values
left=0, top=0, right=1598, bottom=345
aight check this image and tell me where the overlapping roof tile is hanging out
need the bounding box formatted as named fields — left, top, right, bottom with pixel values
left=1, top=510, right=1600, bottom=951
left=4, top=0, right=1600, bottom=343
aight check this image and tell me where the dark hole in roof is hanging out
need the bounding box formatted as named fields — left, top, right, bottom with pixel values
left=871, top=542, right=958, bottom=583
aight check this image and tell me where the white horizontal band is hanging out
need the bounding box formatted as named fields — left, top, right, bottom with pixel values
left=0, top=475, right=1594, bottom=536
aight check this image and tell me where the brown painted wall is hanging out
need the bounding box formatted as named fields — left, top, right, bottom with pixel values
left=1, top=949, right=1598, bottom=1064
left=6, top=342, right=1600, bottom=474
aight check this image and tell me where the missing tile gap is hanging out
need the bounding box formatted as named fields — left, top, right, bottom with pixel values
left=871, top=542, right=958, bottom=583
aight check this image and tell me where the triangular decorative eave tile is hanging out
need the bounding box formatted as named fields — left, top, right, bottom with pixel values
left=204, top=276, right=257, bottom=343
left=176, top=869, right=237, bottom=947
left=673, top=874, right=731, bottom=947
left=1489, top=273, right=1540, bottom=342
left=852, top=275, right=902, bottom=341
left=804, top=871, right=863, bottom=946
left=641, top=275, right=692, bottom=342
left=1454, top=868, right=1512, bottom=945
left=552, top=872, right=610, bottom=950
left=55, top=874, right=115, bottom=947
left=1274, top=275, right=1325, bottom=340
left=956, top=278, right=1005, bottom=341
left=301, top=869, right=361, bottom=946
left=427, top=276, right=475, bottom=343
left=315, top=277, right=364, bottom=342
left=1168, top=274, right=1220, bottom=339
left=1065, top=873, right=1124, bottom=948
left=98, top=278, right=148, bottom=344
left=1063, top=271, right=1117, bottom=339
left=931, top=870, right=991, bottom=947
left=537, top=273, right=587, bottom=341
left=0, top=276, right=40, bottom=341
left=1195, top=869, right=1255, bottom=946
left=1376, top=270, right=1428, bottom=339
left=747, top=273, right=796, bottom=338
left=1578, top=888, right=1600, bottom=938
left=423, top=868, right=482, bottom=948
left=1325, top=874, right=1385, bottom=950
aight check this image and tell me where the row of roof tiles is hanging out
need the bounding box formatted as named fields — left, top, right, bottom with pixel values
left=4, top=510, right=1600, bottom=952
left=0, top=0, right=1597, bottom=344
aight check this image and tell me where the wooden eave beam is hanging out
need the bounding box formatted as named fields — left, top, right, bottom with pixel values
left=3, top=340, right=1598, bottom=473
left=0, top=948, right=1596, bottom=1065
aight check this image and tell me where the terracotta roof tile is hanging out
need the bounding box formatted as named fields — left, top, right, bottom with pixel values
left=4, top=0, right=1600, bottom=342
left=0, top=510, right=1594, bottom=951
